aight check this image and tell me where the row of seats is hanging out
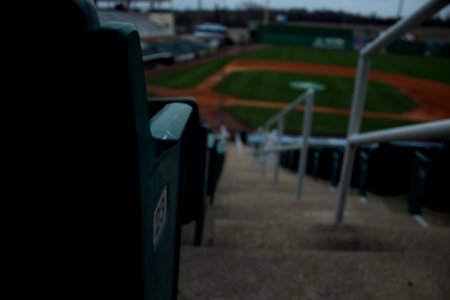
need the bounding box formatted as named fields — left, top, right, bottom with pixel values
left=141, top=39, right=212, bottom=66
left=276, top=139, right=449, bottom=214
left=27, top=1, right=226, bottom=299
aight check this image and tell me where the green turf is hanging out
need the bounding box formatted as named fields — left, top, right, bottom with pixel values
left=148, top=46, right=450, bottom=89
left=226, top=106, right=417, bottom=136
left=236, top=46, right=450, bottom=84
left=216, top=71, right=417, bottom=113
left=372, top=54, right=450, bottom=84
left=236, top=46, right=358, bottom=68
left=148, top=57, right=232, bottom=89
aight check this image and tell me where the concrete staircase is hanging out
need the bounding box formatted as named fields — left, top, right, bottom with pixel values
left=178, top=142, right=450, bottom=300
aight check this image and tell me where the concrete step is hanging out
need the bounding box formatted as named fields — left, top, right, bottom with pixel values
left=214, top=190, right=391, bottom=212
left=212, top=219, right=450, bottom=253
left=178, top=247, right=450, bottom=300
left=180, top=208, right=417, bottom=247
left=208, top=208, right=418, bottom=226
left=181, top=207, right=450, bottom=247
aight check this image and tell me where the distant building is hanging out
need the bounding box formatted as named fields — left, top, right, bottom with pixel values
left=96, top=0, right=175, bottom=38
left=98, top=10, right=174, bottom=39
left=149, top=11, right=174, bottom=32
left=193, top=23, right=228, bottom=48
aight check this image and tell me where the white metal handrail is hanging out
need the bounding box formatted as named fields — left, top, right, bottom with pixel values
left=264, top=92, right=311, bottom=130
left=348, top=120, right=450, bottom=145
left=262, top=137, right=347, bottom=153
left=335, top=0, right=450, bottom=224
left=259, top=89, right=315, bottom=199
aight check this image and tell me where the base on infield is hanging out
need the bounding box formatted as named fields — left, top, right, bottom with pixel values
left=289, top=80, right=326, bottom=92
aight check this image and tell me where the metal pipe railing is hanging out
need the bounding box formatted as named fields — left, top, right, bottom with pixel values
left=297, top=90, right=314, bottom=199
left=361, top=0, right=450, bottom=58
left=348, top=120, right=450, bottom=145
left=259, top=89, right=314, bottom=199
left=273, top=117, right=285, bottom=184
left=334, top=0, right=450, bottom=224
left=264, top=92, right=309, bottom=130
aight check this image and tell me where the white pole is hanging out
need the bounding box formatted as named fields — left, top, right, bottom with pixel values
left=334, top=57, right=371, bottom=224
left=297, top=90, right=314, bottom=199
left=261, top=128, right=268, bottom=176
left=264, top=0, right=270, bottom=24
left=273, top=117, right=285, bottom=184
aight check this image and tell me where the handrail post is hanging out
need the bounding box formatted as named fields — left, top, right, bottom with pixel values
left=297, top=89, right=314, bottom=199
left=261, top=127, right=269, bottom=176
left=335, top=56, right=371, bottom=223
left=273, top=117, right=285, bottom=183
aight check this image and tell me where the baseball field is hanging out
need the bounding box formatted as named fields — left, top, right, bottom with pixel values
left=145, top=45, right=450, bottom=135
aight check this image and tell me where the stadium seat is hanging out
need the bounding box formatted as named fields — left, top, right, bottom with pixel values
left=408, top=141, right=450, bottom=214
left=289, top=150, right=300, bottom=172
left=359, top=141, right=443, bottom=198
left=147, top=97, right=211, bottom=246
left=279, top=151, right=289, bottom=169
left=358, top=150, right=371, bottom=199
left=306, top=147, right=321, bottom=179
left=330, top=150, right=343, bottom=187
left=207, top=137, right=227, bottom=205
left=28, top=0, right=210, bottom=298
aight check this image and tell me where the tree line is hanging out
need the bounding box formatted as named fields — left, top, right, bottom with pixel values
left=174, top=7, right=449, bottom=30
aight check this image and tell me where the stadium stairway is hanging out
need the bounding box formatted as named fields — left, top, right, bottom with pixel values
left=178, top=141, right=450, bottom=300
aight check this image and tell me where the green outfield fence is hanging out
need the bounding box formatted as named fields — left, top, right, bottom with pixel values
left=255, top=22, right=450, bottom=57
left=256, top=23, right=354, bottom=50
left=387, top=40, right=450, bottom=57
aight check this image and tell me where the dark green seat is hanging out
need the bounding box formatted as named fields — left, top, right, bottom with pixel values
left=408, top=142, right=450, bottom=214
left=148, top=97, right=211, bottom=246
left=207, top=137, right=227, bottom=205
left=31, top=1, right=197, bottom=298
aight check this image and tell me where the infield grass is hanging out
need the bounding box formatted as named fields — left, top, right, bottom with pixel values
left=226, top=106, right=417, bottom=136
left=216, top=71, right=417, bottom=113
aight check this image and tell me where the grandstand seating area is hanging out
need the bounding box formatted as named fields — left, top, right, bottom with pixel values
left=252, top=136, right=450, bottom=218
left=141, top=39, right=211, bottom=66
left=98, top=9, right=174, bottom=37
left=97, top=7, right=215, bottom=67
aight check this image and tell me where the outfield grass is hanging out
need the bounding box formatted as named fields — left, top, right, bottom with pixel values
left=236, top=46, right=450, bottom=84
left=148, top=57, right=232, bottom=89
left=226, top=106, right=417, bottom=136
left=236, top=46, right=358, bottom=68
left=216, top=71, right=417, bottom=113
left=148, top=45, right=450, bottom=89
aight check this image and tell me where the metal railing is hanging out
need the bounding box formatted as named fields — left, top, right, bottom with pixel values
left=334, top=0, right=450, bottom=224
left=259, top=89, right=315, bottom=199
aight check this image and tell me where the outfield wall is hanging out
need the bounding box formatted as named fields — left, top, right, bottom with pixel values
left=256, top=23, right=354, bottom=50
left=386, top=40, right=450, bottom=57
left=255, top=23, right=450, bottom=57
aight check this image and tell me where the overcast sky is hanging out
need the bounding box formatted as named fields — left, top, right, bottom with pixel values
left=108, top=0, right=448, bottom=19
left=98, top=1, right=450, bottom=19
left=176, top=0, right=449, bottom=18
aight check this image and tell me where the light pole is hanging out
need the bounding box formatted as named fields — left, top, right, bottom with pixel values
left=397, top=0, right=404, bottom=18
left=198, top=0, right=202, bottom=22
left=264, top=0, right=270, bottom=24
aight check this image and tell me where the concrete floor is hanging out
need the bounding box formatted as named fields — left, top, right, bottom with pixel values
left=178, top=143, right=450, bottom=300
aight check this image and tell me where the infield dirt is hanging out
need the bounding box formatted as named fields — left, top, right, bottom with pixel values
left=147, top=59, right=450, bottom=132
